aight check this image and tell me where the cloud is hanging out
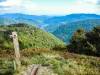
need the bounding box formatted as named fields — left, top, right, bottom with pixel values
left=0, top=0, right=36, bottom=8
left=0, top=0, right=7, bottom=2
left=0, top=6, right=10, bottom=8
left=97, top=0, right=100, bottom=5
left=0, top=0, right=37, bottom=14
left=21, top=0, right=37, bottom=11
left=76, top=0, right=100, bottom=14
left=84, top=0, right=98, bottom=3
left=77, top=0, right=99, bottom=4
left=0, top=0, right=22, bottom=6
left=0, top=0, right=100, bottom=15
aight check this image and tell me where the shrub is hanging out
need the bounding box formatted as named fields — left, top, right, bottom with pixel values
left=53, top=44, right=66, bottom=51
left=68, top=26, right=100, bottom=56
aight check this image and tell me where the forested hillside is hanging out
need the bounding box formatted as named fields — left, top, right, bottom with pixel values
left=44, top=14, right=100, bottom=32
left=0, top=17, right=43, bottom=27
left=67, top=25, right=100, bottom=56
left=0, top=23, right=64, bottom=53
left=53, top=19, right=100, bottom=43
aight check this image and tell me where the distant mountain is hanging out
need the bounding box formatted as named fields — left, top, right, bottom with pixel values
left=52, top=19, right=100, bottom=43
left=44, top=14, right=100, bottom=32
left=0, top=17, right=39, bottom=27
left=0, top=13, right=51, bottom=28
left=0, top=13, right=50, bottom=20
left=0, top=13, right=100, bottom=32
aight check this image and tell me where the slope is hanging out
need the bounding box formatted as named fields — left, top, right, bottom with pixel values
left=0, top=23, right=64, bottom=52
left=53, top=19, right=100, bottom=43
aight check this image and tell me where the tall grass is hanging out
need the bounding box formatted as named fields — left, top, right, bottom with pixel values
left=0, top=50, right=100, bottom=75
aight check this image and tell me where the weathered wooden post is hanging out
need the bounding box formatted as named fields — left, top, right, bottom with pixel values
left=10, top=32, right=21, bottom=69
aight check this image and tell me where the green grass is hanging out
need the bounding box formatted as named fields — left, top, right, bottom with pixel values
left=0, top=50, right=100, bottom=75
left=0, top=59, right=14, bottom=75
left=0, top=24, right=64, bottom=51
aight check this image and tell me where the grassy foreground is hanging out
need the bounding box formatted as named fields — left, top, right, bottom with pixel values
left=0, top=49, right=100, bottom=75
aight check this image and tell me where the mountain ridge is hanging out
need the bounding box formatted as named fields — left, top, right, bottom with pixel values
left=43, top=14, right=100, bottom=32
left=0, top=13, right=100, bottom=32
left=53, top=19, right=100, bottom=43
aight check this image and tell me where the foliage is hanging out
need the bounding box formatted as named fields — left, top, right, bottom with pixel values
left=68, top=25, right=100, bottom=56
left=0, top=23, right=64, bottom=52
left=53, top=19, right=100, bottom=43
left=53, top=43, right=66, bottom=51
left=18, top=51, right=100, bottom=75
left=0, top=59, right=14, bottom=75
left=0, top=50, right=100, bottom=75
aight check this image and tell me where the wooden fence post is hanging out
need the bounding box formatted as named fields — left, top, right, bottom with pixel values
left=10, top=32, right=21, bottom=69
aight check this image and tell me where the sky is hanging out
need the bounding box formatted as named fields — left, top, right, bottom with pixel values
left=0, top=0, right=100, bottom=15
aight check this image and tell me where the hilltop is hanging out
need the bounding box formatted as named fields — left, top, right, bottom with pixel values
left=0, top=23, right=64, bottom=52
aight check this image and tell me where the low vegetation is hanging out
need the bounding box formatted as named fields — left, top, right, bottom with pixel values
left=0, top=49, right=100, bottom=75
left=0, top=23, right=64, bottom=52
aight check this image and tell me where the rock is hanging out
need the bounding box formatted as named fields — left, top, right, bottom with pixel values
left=20, top=64, right=57, bottom=75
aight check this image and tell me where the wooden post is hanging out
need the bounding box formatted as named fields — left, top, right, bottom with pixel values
left=10, top=32, right=21, bottom=69
left=13, top=61, right=16, bottom=70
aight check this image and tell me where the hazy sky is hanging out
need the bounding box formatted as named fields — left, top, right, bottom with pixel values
left=0, top=0, right=100, bottom=15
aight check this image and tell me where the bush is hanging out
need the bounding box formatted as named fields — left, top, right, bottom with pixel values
left=53, top=44, right=67, bottom=51
left=68, top=26, right=100, bottom=56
